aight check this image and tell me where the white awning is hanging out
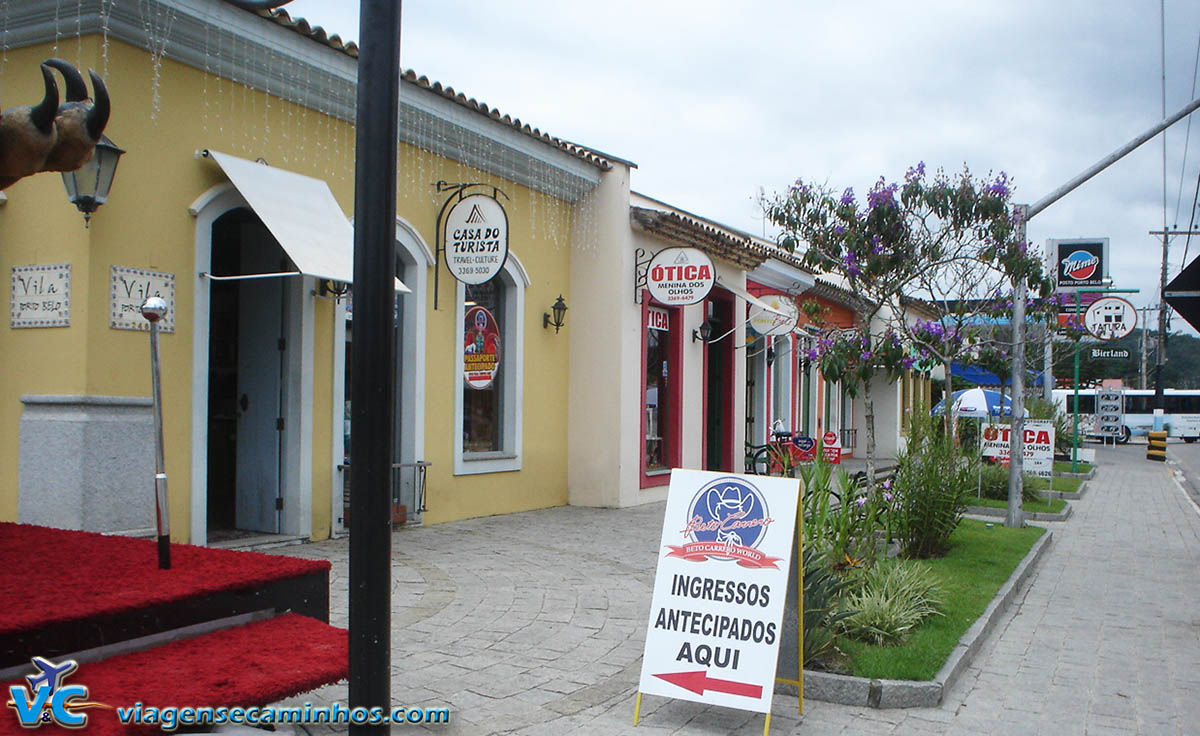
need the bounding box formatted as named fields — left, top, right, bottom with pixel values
left=203, top=150, right=409, bottom=293
left=715, top=276, right=790, bottom=319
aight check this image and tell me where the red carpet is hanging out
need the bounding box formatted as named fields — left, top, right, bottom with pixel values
left=0, top=522, right=329, bottom=636
left=0, top=613, right=348, bottom=735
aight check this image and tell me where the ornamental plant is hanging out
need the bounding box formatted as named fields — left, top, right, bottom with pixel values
left=799, top=455, right=893, bottom=572
left=769, top=164, right=1053, bottom=475
left=889, top=406, right=976, bottom=559
left=836, top=560, right=944, bottom=646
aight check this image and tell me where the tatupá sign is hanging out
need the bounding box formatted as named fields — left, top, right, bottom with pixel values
left=444, top=194, right=509, bottom=285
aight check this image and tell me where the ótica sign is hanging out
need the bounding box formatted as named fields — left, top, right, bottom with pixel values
left=647, top=247, right=715, bottom=306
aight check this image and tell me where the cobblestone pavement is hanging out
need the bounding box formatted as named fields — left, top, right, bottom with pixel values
left=277, top=444, right=1200, bottom=735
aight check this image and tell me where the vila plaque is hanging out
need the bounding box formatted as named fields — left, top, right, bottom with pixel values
left=11, top=264, right=70, bottom=328
left=110, top=267, right=176, bottom=332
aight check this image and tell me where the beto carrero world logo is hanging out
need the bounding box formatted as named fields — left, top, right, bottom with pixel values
left=666, top=478, right=781, bottom=569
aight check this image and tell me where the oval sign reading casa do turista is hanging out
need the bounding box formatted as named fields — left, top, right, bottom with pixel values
left=646, top=247, right=715, bottom=306
left=444, top=194, right=509, bottom=285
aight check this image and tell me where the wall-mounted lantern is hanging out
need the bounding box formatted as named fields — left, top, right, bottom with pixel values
left=543, top=294, right=568, bottom=333
left=61, top=135, right=124, bottom=226
left=693, top=319, right=715, bottom=344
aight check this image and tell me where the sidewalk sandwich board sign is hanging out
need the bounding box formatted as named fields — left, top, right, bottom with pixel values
left=980, top=420, right=1055, bottom=478
left=791, top=436, right=816, bottom=463
left=1095, top=389, right=1124, bottom=439
left=821, top=431, right=841, bottom=464
left=637, top=469, right=801, bottom=725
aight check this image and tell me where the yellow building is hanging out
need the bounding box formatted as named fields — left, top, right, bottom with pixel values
left=0, top=0, right=625, bottom=544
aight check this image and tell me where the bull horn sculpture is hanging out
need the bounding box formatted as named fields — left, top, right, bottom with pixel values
left=41, top=58, right=110, bottom=173
left=0, top=63, right=59, bottom=189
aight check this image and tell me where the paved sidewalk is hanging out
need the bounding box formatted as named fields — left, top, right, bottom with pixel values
left=278, top=445, right=1200, bottom=735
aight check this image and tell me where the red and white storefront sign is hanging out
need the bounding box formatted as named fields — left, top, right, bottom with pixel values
left=646, top=247, right=715, bottom=306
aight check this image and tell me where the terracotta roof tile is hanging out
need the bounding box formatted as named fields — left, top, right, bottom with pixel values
left=251, top=6, right=616, bottom=171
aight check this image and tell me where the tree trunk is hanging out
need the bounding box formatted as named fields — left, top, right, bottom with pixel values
left=863, top=376, right=877, bottom=491
left=943, top=357, right=955, bottom=442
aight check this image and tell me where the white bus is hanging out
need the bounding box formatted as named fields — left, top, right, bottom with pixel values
left=1051, top=388, right=1200, bottom=443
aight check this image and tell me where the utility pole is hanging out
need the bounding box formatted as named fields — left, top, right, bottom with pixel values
left=1148, top=228, right=1200, bottom=426
left=1139, top=309, right=1149, bottom=389
left=1004, top=91, right=1200, bottom=527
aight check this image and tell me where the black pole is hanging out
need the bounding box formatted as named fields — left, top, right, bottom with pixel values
left=349, top=2, right=400, bottom=732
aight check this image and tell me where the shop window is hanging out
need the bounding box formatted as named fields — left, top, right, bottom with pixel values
left=643, top=302, right=680, bottom=484
left=771, top=335, right=791, bottom=431
left=799, top=341, right=814, bottom=437
left=454, top=259, right=526, bottom=475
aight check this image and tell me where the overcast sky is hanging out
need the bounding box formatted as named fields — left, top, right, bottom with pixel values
left=285, top=0, right=1200, bottom=333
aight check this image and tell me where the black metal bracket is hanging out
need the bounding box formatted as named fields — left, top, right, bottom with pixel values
left=432, top=181, right=509, bottom=310
left=633, top=247, right=652, bottom=304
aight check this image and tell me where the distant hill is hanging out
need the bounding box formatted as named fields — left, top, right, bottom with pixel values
left=1052, top=329, right=1200, bottom=389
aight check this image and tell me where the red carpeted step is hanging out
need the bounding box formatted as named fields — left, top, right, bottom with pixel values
left=1, top=613, right=348, bottom=735
left=0, top=522, right=330, bottom=637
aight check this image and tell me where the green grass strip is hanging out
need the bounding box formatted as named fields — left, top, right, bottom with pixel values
left=1053, top=460, right=1092, bottom=474
left=970, top=496, right=1067, bottom=514
left=837, top=519, right=1045, bottom=680
left=1023, top=475, right=1082, bottom=493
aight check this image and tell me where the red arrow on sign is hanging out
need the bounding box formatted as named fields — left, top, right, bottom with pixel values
left=653, top=670, right=762, bottom=699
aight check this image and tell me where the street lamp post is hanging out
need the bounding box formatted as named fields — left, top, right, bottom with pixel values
left=141, top=296, right=171, bottom=570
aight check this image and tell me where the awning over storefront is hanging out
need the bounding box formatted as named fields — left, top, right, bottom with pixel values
left=715, top=276, right=791, bottom=320
left=203, top=149, right=409, bottom=293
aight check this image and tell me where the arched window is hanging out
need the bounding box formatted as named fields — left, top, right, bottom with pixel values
left=453, top=255, right=527, bottom=474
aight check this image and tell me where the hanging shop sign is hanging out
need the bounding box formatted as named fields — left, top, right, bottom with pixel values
left=646, top=248, right=715, bottom=306
left=1083, top=296, right=1136, bottom=341
left=638, top=469, right=800, bottom=716
left=110, top=266, right=176, bottom=333
left=980, top=420, right=1055, bottom=478
left=1052, top=238, right=1109, bottom=290
left=648, top=306, right=670, bottom=331
left=10, top=264, right=71, bottom=328
left=463, top=305, right=501, bottom=389
left=747, top=294, right=798, bottom=337
left=444, top=194, right=509, bottom=285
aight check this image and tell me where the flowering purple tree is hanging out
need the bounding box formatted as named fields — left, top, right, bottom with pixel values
left=769, top=164, right=1049, bottom=483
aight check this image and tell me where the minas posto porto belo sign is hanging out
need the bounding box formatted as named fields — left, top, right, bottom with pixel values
left=443, top=194, right=509, bottom=285
left=638, top=469, right=800, bottom=719
left=1051, top=238, right=1109, bottom=290
left=646, top=248, right=716, bottom=306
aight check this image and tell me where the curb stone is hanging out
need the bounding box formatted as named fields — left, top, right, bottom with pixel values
left=1040, top=478, right=1089, bottom=500
left=964, top=504, right=1072, bottom=522
left=780, top=528, right=1053, bottom=708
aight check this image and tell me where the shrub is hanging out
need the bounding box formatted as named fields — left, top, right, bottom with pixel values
left=800, top=457, right=890, bottom=571
left=977, top=462, right=1040, bottom=502
left=1027, top=397, right=1073, bottom=456
left=801, top=546, right=857, bottom=666
left=837, top=560, right=944, bottom=646
left=891, top=407, right=975, bottom=559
